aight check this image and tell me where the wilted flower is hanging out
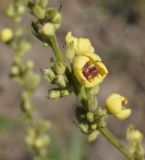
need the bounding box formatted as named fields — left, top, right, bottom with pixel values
left=73, top=53, right=108, bottom=88
left=106, top=93, right=132, bottom=120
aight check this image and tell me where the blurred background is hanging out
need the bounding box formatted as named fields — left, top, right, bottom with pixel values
left=0, top=0, right=145, bottom=159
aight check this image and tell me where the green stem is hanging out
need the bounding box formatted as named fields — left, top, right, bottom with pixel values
left=49, top=34, right=65, bottom=64
left=100, top=127, right=134, bottom=160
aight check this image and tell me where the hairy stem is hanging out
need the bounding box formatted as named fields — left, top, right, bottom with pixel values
left=100, top=127, right=134, bottom=160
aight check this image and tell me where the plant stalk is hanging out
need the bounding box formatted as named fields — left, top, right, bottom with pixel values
left=100, top=127, right=134, bottom=160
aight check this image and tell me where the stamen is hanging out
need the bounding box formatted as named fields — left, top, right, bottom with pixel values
left=82, top=61, right=106, bottom=81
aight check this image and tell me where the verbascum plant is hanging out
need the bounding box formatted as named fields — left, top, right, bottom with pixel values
left=1, top=0, right=144, bottom=160
left=0, top=1, right=51, bottom=160
left=27, top=0, right=145, bottom=160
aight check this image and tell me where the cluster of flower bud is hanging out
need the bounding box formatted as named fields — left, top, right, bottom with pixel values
left=28, top=0, right=62, bottom=39
left=25, top=120, right=51, bottom=160
left=75, top=106, right=107, bottom=142
left=43, top=60, right=71, bottom=100
left=126, top=125, right=144, bottom=160
left=10, top=60, right=40, bottom=90
left=6, top=0, right=27, bottom=22
left=43, top=61, right=67, bottom=87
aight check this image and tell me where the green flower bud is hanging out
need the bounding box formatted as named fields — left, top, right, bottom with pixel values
left=48, top=90, right=61, bottom=100
left=51, top=61, right=66, bottom=75
left=98, top=121, right=106, bottom=128
left=18, top=41, right=32, bottom=57
left=79, top=123, right=89, bottom=133
left=65, top=41, right=75, bottom=61
left=55, top=75, right=66, bottom=87
left=10, top=66, right=20, bottom=76
left=40, top=23, right=55, bottom=36
left=17, top=5, right=26, bottom=15
left=6, top=4, right=15, bottom=18
left=61, top=89, right=70, bottom=97
left=96, top=108, right=107, bottom=117
left=26, top=60, right=35, bottom=70
left=33, top=5, right=45, bottom=19
left=86, top=112, right=94, bottom=123
left=24, top=71, right=41, bottom=91
left=38, top=0, right=49, bottom=8
left=91, top=124, right=97, bottom=130
left=22, top=91, right=31, bottom=101
left=43, top=68, right=55, bottom=83
left=87, top=130, right=100, bottom=142
left=52, top=12, right=62, bottom=23
left=22, top=99, right=33, bottom=113
left=34, top=137, right=45, bottom=149
left=45, top=8, right=57, bottom=21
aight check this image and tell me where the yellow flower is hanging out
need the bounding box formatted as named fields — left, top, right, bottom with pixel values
left=106, top=93, right=132, bottom=120
left=0, top=28, right=13, bottom=42
left=66, top=32, right=94, bottom=55
left=73, top=53, right=108, bottom=88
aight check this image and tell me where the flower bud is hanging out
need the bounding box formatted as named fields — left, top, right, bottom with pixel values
left=0, top=28, right=13, bottom=42
left=48, top=90, right=61, bottom=100
left=52, top=12, right=62, bottom=23
left=91, top=124, right=97, bottom=130
left=86, top=112, right=94, bottom=123
left=43, top=68, right=55, bottom=83
left=79, top=123, right=89, bottom=133
left=66, top=32, right=95, bottom=55
left=39, top=0, right=49, bottom=8
left=87, top=130, right=99, bottom=142
left=98, top=121, right=106, bottom=128
left=10, top=66, right=20, bottom=76
left=61, top=89, right=70, bottom=97
left=34, top=137, right=45, bottom=149
left=55, top=75, right=67, bottom=87
left=18, top=40, right=32, bottom=57
left=24, top=71, right=41, bottom=91
left=17, top=5, right=26, bottom=15
left=40, top=23, right=55, bottom=36
left=6, top=4, right=15, bottom=18
left=26, top=60, right=35, bottom=70
left=51, top=61, right=66, bottom=75
left=126, top=126, right=143, bottom=142
left=65, top=41, right=75, bottom=61
left=33, top=5, right=45, bottom=19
